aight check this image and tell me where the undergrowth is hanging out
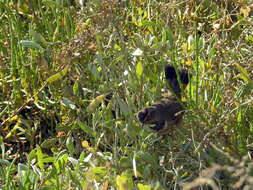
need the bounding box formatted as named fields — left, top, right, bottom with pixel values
left=0, top=0, right=252, bottom=189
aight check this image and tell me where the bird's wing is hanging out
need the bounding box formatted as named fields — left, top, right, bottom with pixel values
left=138, top=97, right=184, bottom=125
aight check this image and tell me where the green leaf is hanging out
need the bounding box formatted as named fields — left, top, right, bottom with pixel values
left=138, top=151, right=157, bottom=165
left=73, top=81, right=79, bottom=95
left=28, top=149, right=36, bottom=161
left=116, top=172, right=133, bottom=190
left=126, top=123, right=138, bottom=138
left=68, top=169, right=82, bottom=188
left=41, top=138, right=58, bottom=149
left=0, top=159, right=10, bottom=166
left=234, top=62, right=250, bottom=82
left=68, top=157, right=78, bottom=167
left=142, top=20, right=155, bottom=27
left=119, top=157, right=132, bottom=168
left=20, top=40, right=45, bottom=50
left=116, top=96, right=129, bottom=117
left=83, top=153, right=93, bottom=163
left=87, top=93, right=108, bottom=113
left=43, top=0, right=60, bottom=7
left=230, top=26, right=242, bottom=40
left=6, top=156, right=17, bottom=187
left=61, top=97, right=76, bottom=110
left=137, top=184, right=151, bottom=190
left=42, top=157, right=55, bottom=163
left=79, top=151, right=85, bottom=163
left=162, top=28, right=167, bottom=43
left=36, top=145, right=44, bottom=172
left=47, top=65, right=69, bottom=83
left=167, top=27, right=174, bottom=47
left=66, top=136, right=75, bottom=156
left=17, top=163, right=28, bottom=185
left=136, top=62, right=143, bottom=79
left=235, top=83, right=253, bottom=99
left=0, top=106, right=7, bottom=118
left=92, top=167, right=107, bottom=180
left=31, top=30, right=48, bottom=44
left=54, top=154, right=68, bottom=174
left=77, top=122, right=96, bottom=137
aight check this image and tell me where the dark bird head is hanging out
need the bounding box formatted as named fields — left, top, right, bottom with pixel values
left=138, top=106, right=157, bottom=124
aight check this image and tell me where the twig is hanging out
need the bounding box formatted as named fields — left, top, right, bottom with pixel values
left=194, top=126, right=220, bottom=153
left=0, top=82, right=48, bottom=127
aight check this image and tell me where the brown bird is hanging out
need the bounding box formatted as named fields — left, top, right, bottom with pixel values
left=138, top=65, right=190, bottom=135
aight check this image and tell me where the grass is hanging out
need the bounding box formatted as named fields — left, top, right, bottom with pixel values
left=0, top=0, right=253, bottom=189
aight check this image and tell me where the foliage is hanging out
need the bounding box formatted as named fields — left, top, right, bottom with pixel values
left=0, top=0, right=252, bottom=189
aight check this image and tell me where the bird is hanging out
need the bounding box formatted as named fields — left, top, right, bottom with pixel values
left=137, top=65, right=190, bottom=135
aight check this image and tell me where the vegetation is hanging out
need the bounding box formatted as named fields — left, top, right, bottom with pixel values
left=0, top=0, right=252, bottom=189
